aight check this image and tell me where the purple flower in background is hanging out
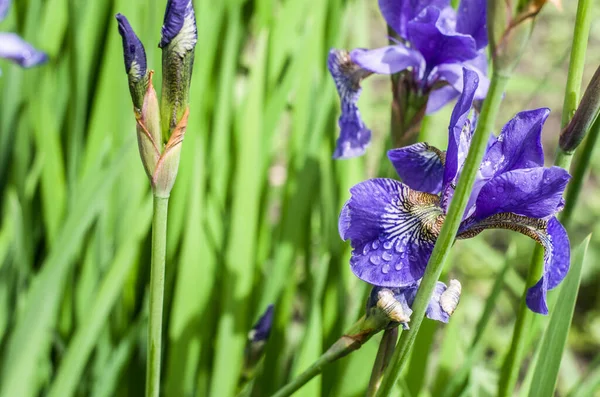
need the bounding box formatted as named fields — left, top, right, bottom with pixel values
left=248, top=304, right=275, bottom=343
left=340, top=69, right=570, bottom=315
left=0, top=0, right=47, bottom=69
left=328, top=0, right=488, bottom=159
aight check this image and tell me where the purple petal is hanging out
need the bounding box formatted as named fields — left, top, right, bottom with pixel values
left=456, top=0, right=488, bottom=50
left=526, top=218, right=570, bottom=314
left=431, top=60, right=489, bottom=101
left=480, top=108, right=549, bottom=179
left=407, top=7, right=478, bottom=68
left=441, top=68, right=479, bottom=211
left=339, top=178, right=444, bottom=287
left=328, top=49, right=373, bottom=159
left=426, top=85, right=459, bottom=114
left=350, top=45, right=425, bottom=76
left=387, top=144, right=445, bottom=194
left=378, top=0, right=450, bottom=39
left=249, top=304, right=274, bottom=342
left=0, top=0, right=10, bottom=21
left=472, top=167, right=571, bottom=221
left=115, top=14, right=147, bottom=80
left=392, top=280, right=452, bottom=323
left=0, top=33, right=48, bottom=68
left=159, top=0, right=196, bottom=49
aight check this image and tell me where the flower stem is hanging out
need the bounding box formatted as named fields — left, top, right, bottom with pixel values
left=376, top=71, right=509, bottom=397
left=146, top=195, right=169, bottom=397
left=366, top=328, right=399, bottom=397
left=497, top=1, right=592, bottom=395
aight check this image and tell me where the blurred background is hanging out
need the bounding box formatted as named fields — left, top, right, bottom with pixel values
left=0, top=0, right=599, bottom=396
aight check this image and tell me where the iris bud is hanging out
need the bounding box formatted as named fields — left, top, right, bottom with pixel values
left=242, top=305, right=275, bottom=381
left=136, top=72, right=161, bottom=179
left=560, top=64, right=600, bottom=153
left=116, top=13, right=148, bottom=110
left=159, top=0, right=197, bottom=141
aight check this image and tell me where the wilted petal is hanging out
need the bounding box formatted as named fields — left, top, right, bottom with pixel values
left=378, top=0, right=450, bottom=39
left=480, top=109, right=548, bottom=179
left=456, top=0, right=488, bottom=50
left=458, top=214, right=570, bottom=314
left=115, top=14, right=147, bottom=81
left=441, top=68, right=479, bottom=210
left=472, top=167, right=570, bottom=220
left=339, top=179, right=444, bottom=287
left=407, top=7, right=478, bottom=68
left=391, top=280, right=454, bottom=325
left=388, top=144, right=445, bottom=194
left=350, top=45, right=425, bottom=76
left=328, top=49, right=373, bottom=159
left=0, top=0, right=10, bottom=21
left=526, top=217, right=570, bottom=314
left=0, top=33, right=47, bottom=68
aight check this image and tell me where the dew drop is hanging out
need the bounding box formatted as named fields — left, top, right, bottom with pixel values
left=381, top=264, right=390, bottom=274
left=370, top=255, right=381, bottom=265
left=362, top=244, right=370, bottom=255
left=394, top=240, right=404, bottom=253
left=371, top=240, right=380, bottom=250
left=395, top=263, right=402, bottom=271
left=382, top=251, right=393, bottom=261
left=383, top=240, right=393, bottom=250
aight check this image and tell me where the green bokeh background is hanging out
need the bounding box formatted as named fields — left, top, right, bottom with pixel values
left=0, top=0, right=599, bottom=396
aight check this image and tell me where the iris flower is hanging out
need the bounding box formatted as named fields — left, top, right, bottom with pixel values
left=339, top=69, right=570, bottom=315
left=328, top=0, right=488, bottom=159
left=0, top=0, right=47, bottom=70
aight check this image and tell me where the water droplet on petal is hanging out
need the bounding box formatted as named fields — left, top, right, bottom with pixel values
left=382, top=251, right=393, bottom=261
left=362, top=244, right=370, bottom=255
left=371, top=240, right=380, bottom=250
left=370, top=255, right=381, bottom=265
left=381, top=264, right=390, bottom=274
left=394, top=240, right=404, bottom=253
left=383, top=240, right=392, bottom=250
left=395, top=263, right=402, bottom=271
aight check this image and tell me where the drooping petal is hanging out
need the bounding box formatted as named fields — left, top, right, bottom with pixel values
left=406, top=7, right=478, bottom=68
left=328, top=49, right=373, bottom=159
left=339, top=178, right=445, bottom=287
left=350, top=45, right=425, bottom=76
left=457, top=214, right=570, bottom=314
left=115, top=14, right=147, bottom=81
left=0, top=0, right=10, bottom=21
left=456, top=0, right=488, bottom=50
left=441, top=68, right=479, bottom=210
left=387, top=144, right=445, bottom=194
left=480, top=108, right=548, bottom=180
left=377, top=0, right=450, bottom=39
left=0, top=33, right=47, bottom=68
left=526, top=217, right=570, bottom=314
left=472, top=167, right=570, bottom=220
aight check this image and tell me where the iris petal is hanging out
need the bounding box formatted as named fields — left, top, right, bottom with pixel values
left=0, top=0, right=10, bottom=21
left=388, top=144, right=445, bottom=194
left=426, top=85, right=459, bottom=114
left=456, top=0, right=488, bottom=50
left=339, top=178, right=444, bottom=287
left=328, top=49, right=373, bottom=159
left=472, top=167, right=570, bottom=220
left=116, top=14, right=147, bottom=81
left=0, top=33, right=47, bottom=68
left=377, top=0, right=450, bottom=39
left=457, top=214, right=570, bottom=314
left=350, top=45, right=425, bottom=76
left=441, top=68, right=478, bottom=210
left=406, top=7, right=478, bottom=68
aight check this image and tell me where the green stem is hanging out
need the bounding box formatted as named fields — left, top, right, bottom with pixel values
left=497, top=1, right=592, bottom=395
left=376, top=72, right=509, bottom=397
left=146, top=196, right=169, bottom=397
left=560, top=115, right=600, bottom=226
left=366, top=328, right=399, bottom=397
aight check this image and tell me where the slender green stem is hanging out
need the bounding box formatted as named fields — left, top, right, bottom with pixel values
left=561, top=115, right=600, bottom=226
left=366, top=328, right=399, bottom=397
left=498, top=1, right=592, bottom=395
left=376, top=72, right=509, bottom=397
left=146, top=195, right=169, bottom=397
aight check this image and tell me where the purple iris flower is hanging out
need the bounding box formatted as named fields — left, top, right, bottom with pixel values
left=0, top=0, right=47, bottom=70
left=340, top=69, right=570, bottom=315
left=249, top=304, right=274, bottom=343
left=328, top=0, right=488, bottom=159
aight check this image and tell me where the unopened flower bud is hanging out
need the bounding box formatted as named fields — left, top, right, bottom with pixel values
left=136, top=72, right=161, bottom=179
left=159, top=0, right=197, bottom=141
left=152, top=107, right=188, bottom=198
left=560, top=64, right=600, bottom=153
left=242, top=305, right=274, bottom=381
left=116, top=13, right=148, bottom=110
